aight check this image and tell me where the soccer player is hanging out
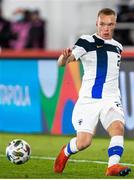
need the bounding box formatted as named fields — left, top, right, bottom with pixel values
left=54, top=8, right=131, bottom=176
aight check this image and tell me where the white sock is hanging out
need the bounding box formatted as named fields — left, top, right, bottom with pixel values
left=108, top=136, right=124, bottom=167
left=64, top=137, right=79, bottom=156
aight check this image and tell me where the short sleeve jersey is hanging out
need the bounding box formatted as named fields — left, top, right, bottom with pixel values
left=72, top=33, right=123, bottom=99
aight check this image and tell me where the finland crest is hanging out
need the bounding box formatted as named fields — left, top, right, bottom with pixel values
left=78, top=119, right=83, bottom=125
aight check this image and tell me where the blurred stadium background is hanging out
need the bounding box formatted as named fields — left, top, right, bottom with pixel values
left=0, top=0, right=134, bottom=178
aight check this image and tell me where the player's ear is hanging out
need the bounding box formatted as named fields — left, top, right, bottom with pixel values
left=96, top=20, right=98, bottom=27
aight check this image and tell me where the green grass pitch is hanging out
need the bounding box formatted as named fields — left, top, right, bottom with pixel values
left=0, top=133, right=133, bottom=178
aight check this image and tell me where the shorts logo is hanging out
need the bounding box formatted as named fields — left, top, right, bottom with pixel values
left=114, top=101, right=122, bottom=108
left=78, top=119, right=83, bottom=125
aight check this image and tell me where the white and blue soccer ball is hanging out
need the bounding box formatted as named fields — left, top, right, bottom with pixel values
left=6, top=139, right=31, bottom=164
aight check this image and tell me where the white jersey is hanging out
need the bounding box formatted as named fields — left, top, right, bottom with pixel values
left=72, top=33, right=123, bottom=99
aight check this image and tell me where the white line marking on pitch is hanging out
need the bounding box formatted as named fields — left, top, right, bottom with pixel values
left=1, top=154, right=134, bottom=167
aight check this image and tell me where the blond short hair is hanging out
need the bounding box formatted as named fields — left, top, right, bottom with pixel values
left=97, top=8, right=116, bottom=17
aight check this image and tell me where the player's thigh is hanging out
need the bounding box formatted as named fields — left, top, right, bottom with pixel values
left=72, top=100, right=101, bottom=134
left=100, top=100, right=125, bottom=131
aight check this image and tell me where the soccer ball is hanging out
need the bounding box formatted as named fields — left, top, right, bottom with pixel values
left=6, top=139, right=31, bottom=164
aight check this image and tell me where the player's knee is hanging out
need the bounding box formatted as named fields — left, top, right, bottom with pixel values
left=77, top=139, right=91, bottom=151
left=108, top=121, right=124, bottom=136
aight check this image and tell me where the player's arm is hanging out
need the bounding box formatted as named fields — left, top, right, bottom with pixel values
left=57, top=48, right=76, bottom=67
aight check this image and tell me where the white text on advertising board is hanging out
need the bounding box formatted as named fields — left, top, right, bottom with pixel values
left=0, top=84, right=31, bottom=106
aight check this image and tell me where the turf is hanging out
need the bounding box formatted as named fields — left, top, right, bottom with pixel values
left=0, top=133, right=133, bottom=178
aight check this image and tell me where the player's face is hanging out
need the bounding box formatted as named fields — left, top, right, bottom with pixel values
left=96, top=14, right=116, bottom=40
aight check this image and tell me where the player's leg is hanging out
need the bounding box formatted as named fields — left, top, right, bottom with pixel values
left=107, top=120, right=124, bottom=168
left=53, top=132, right=93, bottom=173
left=54, top=99, right=100, bottom=173
left=106, top=120, right=131, bottom=176
left=100, top=100, right=131, bottom=176
left=64, top=131, right=93, bottom=157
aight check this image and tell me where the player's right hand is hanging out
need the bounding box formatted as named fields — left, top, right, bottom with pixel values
left=62, top=48, right=72, bottom=58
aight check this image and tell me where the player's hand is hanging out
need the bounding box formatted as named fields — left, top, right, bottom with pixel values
left=58, top=48, right=74, bottom=66
left=62, top=48, right=72, bottom=58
